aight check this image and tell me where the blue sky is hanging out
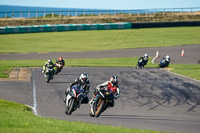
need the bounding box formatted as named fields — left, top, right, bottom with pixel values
left=0, top=0, right=200, bottom=9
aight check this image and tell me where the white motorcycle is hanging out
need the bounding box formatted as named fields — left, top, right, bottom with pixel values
left=65, top=85, right=84, bottom=115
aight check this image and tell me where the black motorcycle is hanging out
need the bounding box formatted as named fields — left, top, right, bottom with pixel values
left=44, top=68, right=54, bottom=83
left=89, top=86, right=115, bottom=117
left=54, top=62, right=64, bottom=75
left=157, top=58, right=169, bottom=68
left=136, top=58, right=145, bottom=69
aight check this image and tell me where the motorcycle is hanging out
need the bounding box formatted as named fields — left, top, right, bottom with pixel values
left=157, top=59, right=169, bottom=68
left=65, top=85, right=84, bottom=115
left=136, top=58, right=144, bottom=69
left=89, top=86, right=115, bottom=117
left=54, top=62, right=63, bottom=75
left=44, top=67, right=54, bottom=83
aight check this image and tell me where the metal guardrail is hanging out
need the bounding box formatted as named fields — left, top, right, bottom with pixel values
left=0, top=7, right=200, bottom=19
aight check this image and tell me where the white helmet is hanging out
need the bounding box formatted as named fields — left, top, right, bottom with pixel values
left=166, top=55, right=170, bottom=59
left=79, top=73, right=88, bottom=83
left=144, top=54, right=148, bottom=59
left=48, top=59, right=52, bottom=63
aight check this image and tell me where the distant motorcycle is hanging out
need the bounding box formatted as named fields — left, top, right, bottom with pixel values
left=54, top=63, right=63, bottom=75
left=44, top=68, right=54, bottom=83
left=136, top=58, right=144, bottom=69
left=89, top=86, right=115, bottom=117
left=65, top=85, right=84, bottom=115
left=157, top=58, right=169, bottom=68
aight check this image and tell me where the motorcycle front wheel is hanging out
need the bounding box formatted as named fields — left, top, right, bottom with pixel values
left=67, top=98, right=76, bottom=115
left=95, top=99, right=105, bottom=118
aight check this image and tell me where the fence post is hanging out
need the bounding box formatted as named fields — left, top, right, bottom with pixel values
left=5, top=12, right=7, bottom=18
left=130, top=10, right=132, bottom=17
left=12, top=12, right=14, bottom=18
left=28, top=12, right=30, bottom=19
left=154, top=9, right=156, bottom=16
left=36, top=11, right=38, bottom=18
left=20, top=12, right=22, bottom=18
left=146, top=9, right=148, bottom=17
left=52, top=12, right=54, bottom=18
left=190, top=8, right=192, bottom=15
left=44, top=11, right=46, bottom=18
left=163, top=9, right=165, bottom=16
left=60, top=11, right=62, bottom=18
left=138, top=10, right=140, bottom=17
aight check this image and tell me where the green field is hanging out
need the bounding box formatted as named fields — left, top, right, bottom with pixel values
left=0, top=27, right=200, bottom=53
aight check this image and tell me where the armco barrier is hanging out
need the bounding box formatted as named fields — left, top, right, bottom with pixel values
left=0, top=23, right=132, bottom=34
left=132, top=21, right=200, bottom=28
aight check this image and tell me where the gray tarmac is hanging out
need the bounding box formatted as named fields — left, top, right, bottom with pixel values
left=0, top=44, right=200, bottom=133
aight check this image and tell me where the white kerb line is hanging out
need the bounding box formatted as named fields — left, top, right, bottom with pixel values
left=33, top=78, right=38, bottom=115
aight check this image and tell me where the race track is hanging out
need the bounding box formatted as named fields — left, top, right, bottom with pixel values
left=0, top=45, right=200, bottom=133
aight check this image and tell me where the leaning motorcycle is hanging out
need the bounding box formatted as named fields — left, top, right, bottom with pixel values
left=65, top=85, right=84, bottom=115
left=54, top=63, right=63, bottom=75
left=89, top=86, right=115, bottom=117
left=136, top=58, right=144, bottom=69
left=157, top=59, right=168, bottom=68
left=44, top=67, right=54, bottom=83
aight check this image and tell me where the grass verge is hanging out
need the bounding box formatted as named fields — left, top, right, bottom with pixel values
left=0, top=57, right=199, bottom=80
left=0, top=27, right=200, bottom=53
left=0, top=99, right=170, bottom=133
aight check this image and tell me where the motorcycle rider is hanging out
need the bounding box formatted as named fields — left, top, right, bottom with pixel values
left=55, top=57, right=65, bottom=74
left=137, top=54, right=149, bottom=68
left=159, top=55, right=171, bottom=68
left=42, top=59, right=55, bottom=75
left=56, top=56, right=65, bottom=67
left=90, top=76, right=120, bottom=108
left=64, top=73, right=90, bottom=106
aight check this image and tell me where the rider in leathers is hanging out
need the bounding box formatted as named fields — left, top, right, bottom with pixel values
left=42, top=59, right=55, bottom=75
left=137, top=54, right=149, bottom=67
left=90, top=76, right=120, bottom=108
left=64, top=73, right=90, bottom=105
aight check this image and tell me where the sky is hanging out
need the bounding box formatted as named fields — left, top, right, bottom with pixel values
left=0, top=0, right=200, bottom=10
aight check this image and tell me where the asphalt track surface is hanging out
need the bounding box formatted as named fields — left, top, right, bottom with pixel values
left=0, top=44, right=200, bottom=133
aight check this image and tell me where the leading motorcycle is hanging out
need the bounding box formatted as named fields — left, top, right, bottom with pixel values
left=43, top=67, right=54, bottom=83
left=65, top=85, right=84, bottom=115
left=89, top=86, right=115, bottom=117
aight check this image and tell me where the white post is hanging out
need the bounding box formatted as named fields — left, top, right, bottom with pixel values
left=36, top=11, right=38, bottom=18
left=28, top=12, right=30, bottom=18
left=44, top=12, right=46, bottom=18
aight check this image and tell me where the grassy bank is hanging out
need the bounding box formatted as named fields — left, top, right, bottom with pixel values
left=0, top=27, right=200, bottom=53
left=0, top=99, right=169, bottom=133
left=0, top=58, right=200, bottom=80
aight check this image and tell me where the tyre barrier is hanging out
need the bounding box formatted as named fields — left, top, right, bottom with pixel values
left=0, top=23, right=132, bottom=34
left=132, top=21, right=200, bottom=28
